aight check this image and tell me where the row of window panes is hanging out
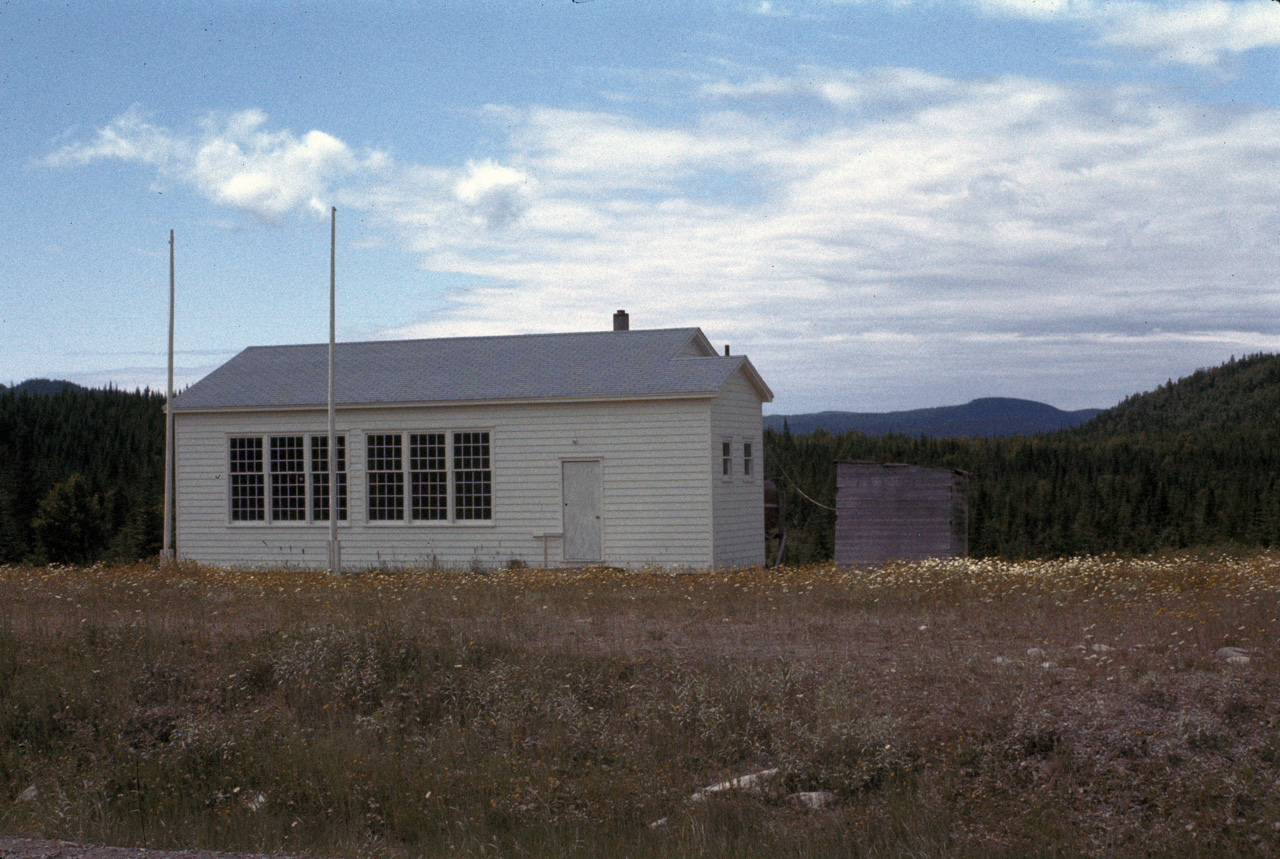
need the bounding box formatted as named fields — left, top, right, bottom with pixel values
left=230, top=436, right=347, bottom=522
left=230, top=432, right=490, bottom=523
left=721, top=440, right=754, bottom=477
left=367, top=431, right=491, bottom=522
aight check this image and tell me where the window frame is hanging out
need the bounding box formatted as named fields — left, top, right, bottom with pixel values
left=409, top=432, right=448, bottom=521
left=310, top=435, right=348, bottom=522
left=227, top=433, right=347, bottom=525
left=452, top=431, right=493, bottom=521
left=366, top=433, right=406, bottom=522
left=364, top=429, right=494, bottom=525
left=270, top=436, right=307, bottom=522
left=229, top=436, right=265, bottom=522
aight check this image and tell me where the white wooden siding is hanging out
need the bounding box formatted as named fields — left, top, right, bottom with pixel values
left=709, top=368, right=766, bottom=567
left=175, top=397, right=716, bottom=570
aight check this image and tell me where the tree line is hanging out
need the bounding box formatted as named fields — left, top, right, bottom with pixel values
left=765, top=424, right=1280, bottom=564
left=765, top=354, right=1280, bottom=563
left=5, top=353, right=1280, bottom=565
left=0, top=386, right=164, bottom=564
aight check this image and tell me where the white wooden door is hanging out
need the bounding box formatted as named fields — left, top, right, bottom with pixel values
left=562, top=460, right=602, bottom=562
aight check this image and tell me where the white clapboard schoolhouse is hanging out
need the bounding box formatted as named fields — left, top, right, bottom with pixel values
left=169, top=313, right=773, bottom=570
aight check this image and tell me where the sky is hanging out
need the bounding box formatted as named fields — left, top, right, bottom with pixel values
left=2, top=0, right=1279, bottom=415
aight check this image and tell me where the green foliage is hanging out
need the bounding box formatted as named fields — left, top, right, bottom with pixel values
left=30, top=474, right=106, bottom=564
left=0, top=386, right=164, bottom=564
left=767, top=353, right=1280, bottom=561
left=1082, top=353, right=1280, bottom=436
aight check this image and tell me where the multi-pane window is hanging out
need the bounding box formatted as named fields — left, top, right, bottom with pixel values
left=743, top=442, right=753, bottom=477
left=270, top=436, right=307, bottom=521
left=721, top=441, right=732, bottom=477
left=229, top=431, right=493, bottom=525
left=365, top=430, right=492, bottom=522
left=453, top=432, right=492, bottom=520
left=230, top=437, right=265, bottom=521
left=229, top=435, right=345, bottom=523
left=367, top=434, right=405, bottom=521
left=410, top=433, right=448, bottom=520
left=310, top=436, right=347, bottom=521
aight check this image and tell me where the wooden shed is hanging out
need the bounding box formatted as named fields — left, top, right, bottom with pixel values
left=834, top=461, right=969, bottom=565
left=168, top=321, right=773, bottom=571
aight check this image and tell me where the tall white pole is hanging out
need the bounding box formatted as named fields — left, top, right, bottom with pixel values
left=162, top=230, right=176, bottom=564
left=328, top=207, right=341, bottom=574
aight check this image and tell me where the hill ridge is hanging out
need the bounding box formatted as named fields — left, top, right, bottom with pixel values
left=765, top=396, right=1102, bottom=438
left=1079, top=352, right=1280, bottom=435
left=1, top=378, right=90, bottom=396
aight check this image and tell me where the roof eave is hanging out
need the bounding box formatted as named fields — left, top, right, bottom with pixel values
left=733, top=356, right=774, bottom=403
left=171, top=389, right=723, bottom=415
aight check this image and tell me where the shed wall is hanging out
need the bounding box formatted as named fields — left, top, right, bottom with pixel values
left=175, top=397, right=716, bottom=569
left=834, top=463, right=969, bottom=566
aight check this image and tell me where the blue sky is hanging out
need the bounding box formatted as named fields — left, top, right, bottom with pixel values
left=3, top=0, right=1279, bottom=413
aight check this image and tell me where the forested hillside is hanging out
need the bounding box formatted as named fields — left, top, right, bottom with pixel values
left=0, top=386, right=164, bottom=563
left=766, top=353, right=1280, bottom=563
left=1081, top=352, right=1280, bottom=435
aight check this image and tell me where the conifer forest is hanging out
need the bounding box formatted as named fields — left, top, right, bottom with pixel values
left=767, top=353, right=1280, bottom=564
left=0, top=386, right=164, bottom=564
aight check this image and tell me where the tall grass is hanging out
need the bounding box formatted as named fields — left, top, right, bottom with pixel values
left=2, top=555, right=1279, bottom=857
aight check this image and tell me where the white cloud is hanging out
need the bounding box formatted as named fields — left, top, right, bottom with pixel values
left=826, top=0, right=1280, bottom=66
left=391, top=71, right=1279, bottom=408
left=48, top=68, right=1280, bottom=410
left=975, top=0, right=1078, bottom=21
left=972, top=0, right=1280, bottom=66
left=453, top=159, right=535, bottom=229
left=1093, top=0, right=1280, bottom=66
left=45, top=105, right=189, bottom=170
left=48, top=107, right=372, bottom=223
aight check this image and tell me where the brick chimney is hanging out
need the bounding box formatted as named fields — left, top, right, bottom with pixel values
left=613, top=309, right=629, bottom=331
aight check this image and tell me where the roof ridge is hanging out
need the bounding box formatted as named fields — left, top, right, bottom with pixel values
left=240, top=327, right=701, bottom=352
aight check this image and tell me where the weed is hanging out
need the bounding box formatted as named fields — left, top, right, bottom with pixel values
left=0, top=554, right=1278, bottom=856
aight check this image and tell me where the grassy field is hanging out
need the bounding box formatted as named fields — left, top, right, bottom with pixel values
left=2, top=554, right=1279, bottom=858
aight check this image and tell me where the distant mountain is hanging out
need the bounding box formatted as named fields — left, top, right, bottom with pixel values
left=1080, top=352, right=1280, bottom=436
left=764, top=397, right=1103, bottom=438
left=1, top=378, right=89, bottom=396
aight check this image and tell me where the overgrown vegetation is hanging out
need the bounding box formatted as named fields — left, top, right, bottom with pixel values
left=767, top=353, right=1280, bottom=564
left=2, top=556, right=1279, bottom=857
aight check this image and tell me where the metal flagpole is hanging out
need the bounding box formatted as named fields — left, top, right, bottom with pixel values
left=163, top=230, right=176, bottom=564
left=328, top=207, right=341, bottom=574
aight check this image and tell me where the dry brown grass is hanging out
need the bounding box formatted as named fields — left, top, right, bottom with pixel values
left=2, top=553, right=1279, bottom=857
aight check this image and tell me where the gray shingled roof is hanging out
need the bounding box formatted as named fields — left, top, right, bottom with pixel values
left=172, top=328, right=771, bottom=411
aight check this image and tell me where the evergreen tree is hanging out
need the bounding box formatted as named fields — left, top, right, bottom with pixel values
left=30, top=474, right=106, bottom=564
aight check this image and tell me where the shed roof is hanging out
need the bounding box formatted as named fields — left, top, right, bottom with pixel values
left=172, top=327, right=773, bottom=411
